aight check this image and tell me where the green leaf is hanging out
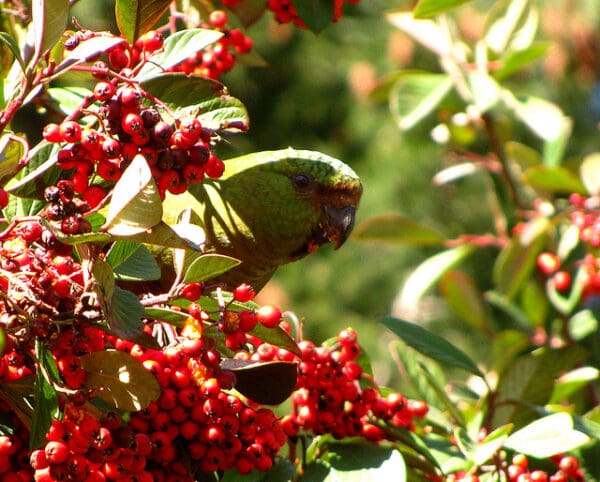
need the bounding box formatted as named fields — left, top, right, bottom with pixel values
left=0, top=32, right=25, bottom=73
left=473, top=425, right=513, bottom=466
left=30, top=341, right=59, bottom=450
left=493, top=218, right=549, bottom=299
left=353, top=214, right=445, bottom=246
left=47, top=87, right=93, bottom=116
left=418, top=361, right=466, bottom=427
left=523, top=165, right=586, bottom=195
left=55, top=36, right=127, bottom=74
left=390, top=72, right=454, bottom=131
left=81, top=350, right=160, bottom=411
left=0, top=377, right=34, bottom=430
left=484, top=0, right=538, bottom=54
left=137, top=28, right=223, bottom=80
left=123, top=221, right=201, bottom=249
left=0, top=134, right=24, bottom=186
left=381, top=317, right=485, bottom=379
left=103, top=154, right=162, bottom=236
left=106, top=241, right=161, bottom=281
left=493, top=43, right=550, bottom=80
left=5, top=142, right=62, bottom=200
left=107, top=287, right=146, bottom=341
left=550, top=367, right=600, bottom=404
left=399, top=244, right=475, bottom=309
left=31, top=0, right=70, bottom=62
left=440, top=271, right=491, bottom=333
left=492, top=346, right=587, bottom=429
left=291, top=0, right=334, bottom=33
left=413, top=0, right=472, bottom=18
left=505, top=94, right=570, bottom=142
left=144, top=307, right=191, bottom=326
left=323, top=443, right=406, bottom=482
left=505, top=413, right=589, bottom=458
left=183, top=254, right=241, bottom=283
left=569, top=309, right=599, bottom=341
left=580, top=153, right=600, bottom=195
left=141, top=73, right=249, bottom=132
left=115, top=0, right=171, bottom=43
left=220, top=359, right=297, bottom=405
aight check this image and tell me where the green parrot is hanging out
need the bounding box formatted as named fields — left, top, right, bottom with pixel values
left=162, top=148, right=363, bottom=291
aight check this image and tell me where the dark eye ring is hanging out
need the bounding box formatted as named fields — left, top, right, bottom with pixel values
left=291, top=173, right=312, bottom=190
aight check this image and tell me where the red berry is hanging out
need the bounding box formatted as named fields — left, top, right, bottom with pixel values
left=93, top=81, right=116, bottom=101
left=0, top=188, right=8, bottom=209
left=233, top=283, right=255, bottom=302
left=44, top=440, right=69, bottom=464
left=537, top=252, right=560, bottom=275
left=82, top=185, right=105, bottom=208
left=238, top=310, right=258, bottom=332
left=552, top=271, right=571, bottom=292
left=59, top=121, right=82, bottom=143
left=256, top=304, right=282, bottom=328
left=137, top=30, right=164, bottom=52
left=558, top=455, right=579, bottom=476
left=43, top=123, right=62, bottom=143
left=180, top=282, right=203, bottom=301
left=209, top=10, right=228, bottom=28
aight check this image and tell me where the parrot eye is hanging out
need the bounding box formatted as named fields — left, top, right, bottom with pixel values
left=291, top=173, right=313, bottom=191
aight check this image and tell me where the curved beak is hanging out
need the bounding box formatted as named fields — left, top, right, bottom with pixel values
left=322, top=204, right=357, bottom=249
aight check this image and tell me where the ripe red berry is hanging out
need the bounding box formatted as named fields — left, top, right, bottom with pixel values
left=209, top=10, right=228, bottom=28
left=0, top=188, right=8, bottom=209
left=93, top=81, right=116, bottom=101
left=233, top=283, right=255, bottom=302
left=552, top=271, right=571, bottom=292
left=59, top=121, right=82, bottom=143
left=537, top=252, right=560, bottom=275
left=180, top=282, right=203, bottom=301
left=558, top=455, right=579, bottom=476
left=137, top=30, right=164, bottom=52
left=256, top=304, right=282, bottom=328
left=238, top=310, right=258, bottom=332
left=43, top=123, right=62, bottom=143
left=44, top=440, right=69, bottom=464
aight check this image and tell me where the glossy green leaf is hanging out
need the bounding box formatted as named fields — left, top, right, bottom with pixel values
left=137, top=28, right=223, bottom=80
left=569, top=309, right=599, bottom=341
left=322, top=443, right=406, bottom=482
left=144, top=307, right=191, bottom=326
left=183, top=253, right=241, bottom=283
left=103, top=154, right=163, bottom=236
left=493, top=218, right=549, bottom=299
left=0, top=134, right=24, bottom=186
left=47, top=87, right=93, bottom=116
left=5, top=142, right=61, bottom=200
left=30, top=341, right=59, bottom=450
left=292, top=0, right=334, bottom=33
left=0, top=32, right=25, bottom=73
left=81, top=350, right=160, bottom=411
left=55, top=36, right=126, bottom=74
left=505, top=413, right=589, bottom=458
left=399, top=244, right=475, bottom=309
left=106, top=241, right=161, bottom=281
left=413, top=0, right=472, bottom=18
left=107, top=287, right=146, bottom=341
left=31, top=0, right=70, bottom=62
left=381, top=317, right=485, bottom=378
left=390, top=72, right=454, bottom=131
left=141, top=73, right=249, bottom=132
left=418, top=361, right=466, bottom=427
left=505, top=141, right=542, bottom=170
left=123, top=221, right=200, bottom=249
left=440, top=271, right=491, bottom=333
left=523, top=165, right=586, bottom=195
left=115, top=0, right=171, bottom=43
left=550, top=367, right=600, bottom=404
left=220, top=359, right=297, bottom=405
left=353, top=214, right=445, bottom=246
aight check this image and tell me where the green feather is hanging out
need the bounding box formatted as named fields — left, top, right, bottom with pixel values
left=162, top=148, right=362, bottom=290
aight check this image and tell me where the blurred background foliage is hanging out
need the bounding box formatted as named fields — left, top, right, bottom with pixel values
left=15, top=0, right=600, bottom=391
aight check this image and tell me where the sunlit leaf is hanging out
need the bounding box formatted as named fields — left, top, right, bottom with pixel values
left=103, top=155, right=162, bottom=236
left=322, top=444, right=406, bottom=482
left=523, top=165, right=586, bottom=195
left=183, top=254, right=241, bottom=283
left=31, top=0, right=70, bottom=63
left=30, top=341, right=59, bottom=450
left=81, top=350, right=160, bottom=411
left=137, top=29, right=223, bottom=80
left=386, top=12, right=452, bottom=57
left=550, top=367, right=600, bottom=404
left=413, top=0, right=472, bottom=18
left=0, top=32, right=25, bottom=73
left=106, top=241, right=161, bottom=281
left=484, top=0, right=538, bottom=54
left=115, top=0, right=171, bottom=43
left=505, top=413, right=589, bottom=457
left=55, top=36, right=126, bottom=74
left=0, top=134, right=24, bottom=186
left=399, top=244, right=475, bottom=309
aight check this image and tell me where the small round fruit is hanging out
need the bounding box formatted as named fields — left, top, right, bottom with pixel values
left=256, top=304, right=282, bottom=328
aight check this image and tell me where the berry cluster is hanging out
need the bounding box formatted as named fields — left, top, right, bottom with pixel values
left=570, top=193, right=600, bottom=248
left=123, top=332, right=286, bottom=476
left=170, top=10, right=253, bottom=80
left=245, top=327, right=427, bottom=442
left=447, top=453, right=585, bottom=482
left=31, top=404, right=153, bottom=482
left=43, top=78, right=224, bottom=201
left=266, top=0, right=363, bottom=28
left=0, top=220, right=84, bottom=339
left=0, top=401, right=32, bottom=480
left=536, top=251, right=572, bottom=292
